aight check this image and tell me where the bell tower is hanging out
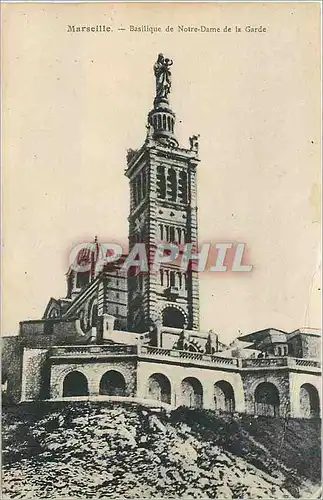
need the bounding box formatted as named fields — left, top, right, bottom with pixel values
left=125, top=54, right=200, bottom=338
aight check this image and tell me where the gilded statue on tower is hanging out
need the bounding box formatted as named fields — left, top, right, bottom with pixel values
left=154, top=53, right=173, bottom=100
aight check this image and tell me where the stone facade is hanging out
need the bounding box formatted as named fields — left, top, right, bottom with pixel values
left=289, top=371, right=321, bottom=418
left=136, top=358, right=245, bottom=412
left=241, top=370, right=291, bottom=417
left=125, top=134, right=200, bottom=333
left=21, top=348, right=49, bottom=401
left=49, top=358, right=137, bottom=400
left=288, top=329, right=322, bottom=359
left=11, top=342, right=320, bottom=420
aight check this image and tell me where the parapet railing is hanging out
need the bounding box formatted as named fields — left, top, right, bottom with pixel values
left=139, top=347, right=321, bottom=370
left=49, top=343, right=237, bottom=368
left=240, top=357, right=321, bottom=369
left=138, top=345, right=238, bottom=367
left=48, top=343, right=321, bottom=371
left=50, top=344, right=138, bottom=357
left=293, top=358, right=321, bottom=368
left=241, top=358, right=288, bottom=368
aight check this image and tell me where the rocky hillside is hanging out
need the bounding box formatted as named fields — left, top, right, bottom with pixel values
left=2, top=401, right=321, bottom=499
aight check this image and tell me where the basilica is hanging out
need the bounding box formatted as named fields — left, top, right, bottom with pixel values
left=2, top=55, right=321, bottom=420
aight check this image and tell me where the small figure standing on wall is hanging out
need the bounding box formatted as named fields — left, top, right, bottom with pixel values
left=189, top=134, right=200, bottom=152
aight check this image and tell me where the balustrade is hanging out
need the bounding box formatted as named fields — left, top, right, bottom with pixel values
left=240, top=357, right=321, bottom=370
left=139, top=345, right=237, bottom=367
left=50, top=344, right=137, bottom=357
left=241, top=358, right=288, bottom=368
left=49, top=342, right=320, bottom=372
left=294, top=358, right=320, bottom=367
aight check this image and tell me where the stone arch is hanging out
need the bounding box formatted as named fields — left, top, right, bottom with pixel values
left=147, top=373, right=171, bottom=404
left=161, top=304, right=188, bottom=328
left=214, top=380, right=235, bottom=413
left=181, top=377, right=203, bottom=409
left=300, top=383, right=320, bottom=418
left=254, top=382, right=280, bottom=417
left=99, top=370, right=126, bottom=396
left=63, top=371, right=89, bottom=397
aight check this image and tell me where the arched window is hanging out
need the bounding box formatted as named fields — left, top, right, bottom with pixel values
left=254, top=382, right=280, bottom=417
left=156, top=166, right=166, bottom=199
left=137, top=175, right=142, bottom=202
left=79, top=310, right=86, bottom=332
left=162, top=306, right=185, bottom=328
left=91, top=303, right=98, bottom=328
left=63, top=371, right=89, bottom=397
left=169, top=271, right=176, bottom=287
left=157, top=114, right=162, bottom=129
left=300, top=384, right=320, bottom=418
left=162, top=115, right=166, bottom=129
left=181, top=377, right=203, bottom=409
left=76, top=270, right=90, bottom=289
left=67, top=273, right=74, bottom=298
left=49, top=308, right=59, bottom=318
left=214, top=381, right=235, bottom=413
left=167, top=168, right=177, bottom=202
left=99, top=370, right=126, bottom=396
left=142, top=170, right=147, bottom=197
left=159, top=224, right=164, bottom=241
left=178, top=171, right=188, bottom=204
left=169, top=226, right=175, bottom=242
left=148, top=373, right=171, bottom=404
left=167, top=116, right=171, bottom=131
left=132, top=180, right=137, bottom=206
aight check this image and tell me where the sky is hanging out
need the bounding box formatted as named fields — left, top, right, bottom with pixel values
left=2, top=2, right=321, bottom=344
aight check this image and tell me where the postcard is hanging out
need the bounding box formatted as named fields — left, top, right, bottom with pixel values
left=1, top=2, right=321, bottom=499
